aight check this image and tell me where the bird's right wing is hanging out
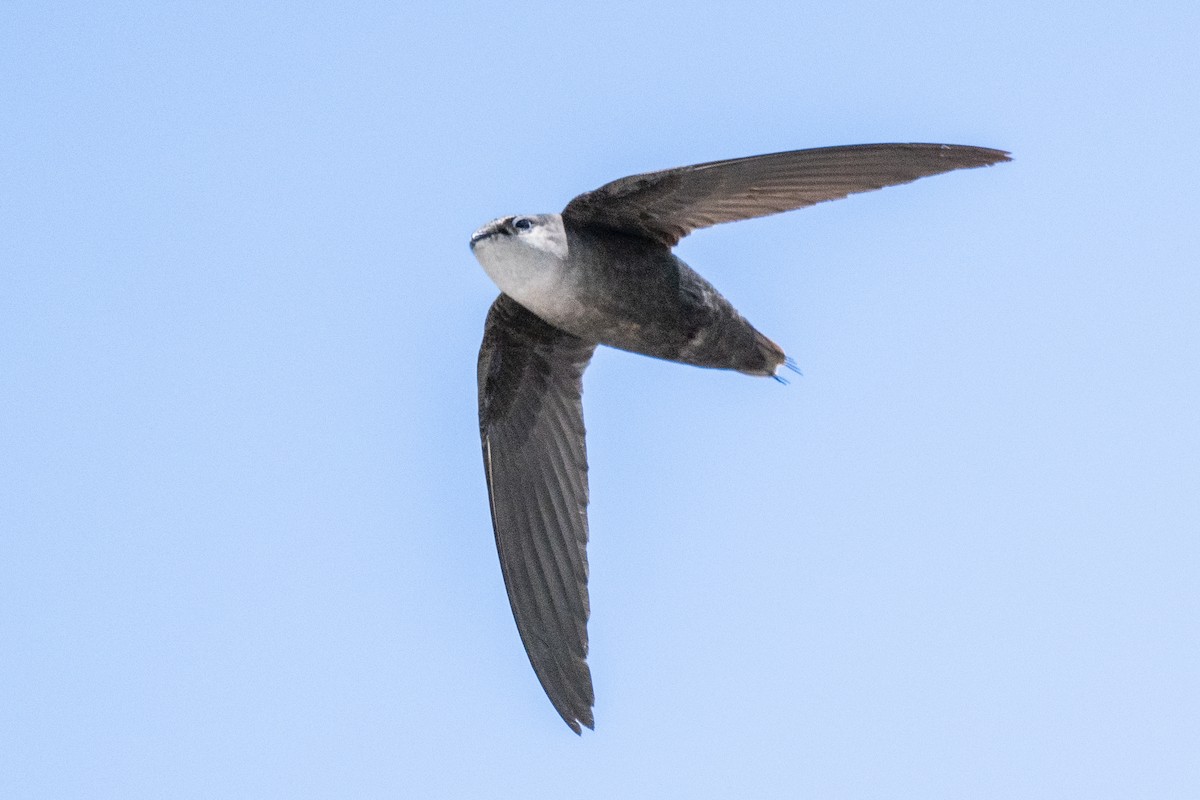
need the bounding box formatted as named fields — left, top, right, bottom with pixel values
left=562, top=143, right=1010, bottom=247
left=477, top=294, right=598, bottom=733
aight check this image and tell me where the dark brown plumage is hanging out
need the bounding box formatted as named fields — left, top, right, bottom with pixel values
left=478, top=295, right=596, bottom=733
left=563, top=143, right=1010, bottom=246
left=474, top=143, right=1009, bottom=733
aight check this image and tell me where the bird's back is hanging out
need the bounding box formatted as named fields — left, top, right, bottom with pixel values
left=561, top=223, right=785, bottom=376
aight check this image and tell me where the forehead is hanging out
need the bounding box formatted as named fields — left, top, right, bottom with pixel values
left=472, top=213, right=565, bottom=244
left=495, top=213, right=563, bottom=232
left=504, top=213, right=557, bottom=224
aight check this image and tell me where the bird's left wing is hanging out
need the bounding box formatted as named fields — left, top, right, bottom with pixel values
left=477, top=294, right=598, bottom=733
left=562, top=143, right=1010, bottom=247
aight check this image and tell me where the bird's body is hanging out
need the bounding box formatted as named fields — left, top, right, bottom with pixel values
left=473, top=216, right=784, bottom=375
left=470, top=143, right=1009, bottom=733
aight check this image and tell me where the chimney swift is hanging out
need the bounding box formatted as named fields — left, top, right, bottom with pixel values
left=470, top=143, right=1010, bottom=733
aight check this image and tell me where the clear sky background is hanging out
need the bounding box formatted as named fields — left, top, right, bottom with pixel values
left=2, top=2, right=1197, bottom=797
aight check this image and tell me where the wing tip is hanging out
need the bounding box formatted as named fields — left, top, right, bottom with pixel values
left=562, top=709, right=596, bottom=735
left=551, top=673, right=595, bottom=735
left=933, top=143, right=1012, bottom=166
left=533, top=648, right=596, bottom=735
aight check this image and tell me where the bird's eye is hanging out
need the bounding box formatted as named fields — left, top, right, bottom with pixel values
left=512, top=217, right=533, bottom=232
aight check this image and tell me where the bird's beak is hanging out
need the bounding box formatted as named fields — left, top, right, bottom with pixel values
left=470, top=220, right=504, bottom=248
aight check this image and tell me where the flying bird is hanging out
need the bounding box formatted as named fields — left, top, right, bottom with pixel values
left=470, top=143, right=1009, bottom=733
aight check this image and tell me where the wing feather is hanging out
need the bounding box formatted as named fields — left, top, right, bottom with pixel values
left=478, top=294, right=597, bottom=733
left=562, top=143, right=1010, bottom=246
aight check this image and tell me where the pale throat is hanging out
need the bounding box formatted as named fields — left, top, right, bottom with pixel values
left=473, top=219, right=578, bottom=322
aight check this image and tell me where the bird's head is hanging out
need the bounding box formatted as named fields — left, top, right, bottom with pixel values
left=470, top=213, right=569, bottom=298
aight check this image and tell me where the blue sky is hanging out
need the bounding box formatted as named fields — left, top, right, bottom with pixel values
left=2, top=2, right=1197, bottom=797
